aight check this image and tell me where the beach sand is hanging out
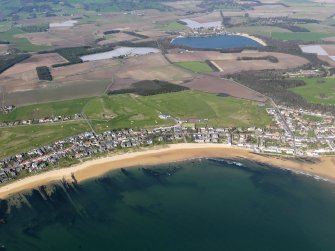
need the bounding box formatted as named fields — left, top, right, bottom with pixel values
left=0, top=143, right=334, bottom=199
left=236, top=33, right=268, bottom=46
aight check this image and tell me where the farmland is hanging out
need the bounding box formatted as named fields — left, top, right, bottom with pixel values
left=180, top=76, right=267, bottom=102
left=227, top=25, right=291, bottom=38
left=175, top=61, right=213, bottom=73
left=289, top=77, right=335, bottom=105
left=157, top=21, right=187, bottom=31
left=271, top=32, right=335, bottom=42
left=167, top=51, right=309, bottom=75
left=4, top=80, right=111, bottom=106
left=0, top=27, right=50, bottom=52
left=1, top=53, right=67, bottom=76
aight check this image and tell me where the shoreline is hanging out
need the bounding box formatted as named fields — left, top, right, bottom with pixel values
left=235, top=32, right=268, bottom=46
left=0, top=143, right=335, bottom=199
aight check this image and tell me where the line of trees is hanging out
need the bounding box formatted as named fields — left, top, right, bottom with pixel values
left=103, top=30, right=121, bottom=35
left=108, top=80, right=189, bottom=96
left=20, top=24, right=49, bottom=33
left=123, top=31, right=149, bottom=39
left=0, top=54, right=30, bottom=74
left=52, top=45, right=114, bottom=67
left=237, top=55, right=279, bottom=63
left=227, top=70, right=335, bottom=114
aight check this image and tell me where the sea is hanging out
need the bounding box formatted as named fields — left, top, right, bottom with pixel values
left=171, top=35, right=263, bottom=49
left=1, top=158, right=335, bottom=251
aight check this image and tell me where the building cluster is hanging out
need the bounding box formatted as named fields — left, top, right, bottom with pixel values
left=0, top=127, right=187, bottom=183
left=284, top=69, right=324, bottom=78
left=0, top=105, right=15, bottom=114
left=267, top=106, right=335, bottom=156
left=1, top=105, right=335, bottom=184
left=0, top=113, right=83, bottom=128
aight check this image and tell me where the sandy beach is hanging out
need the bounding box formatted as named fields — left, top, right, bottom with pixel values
left=0, top=143, right=335, bottom=199
left=236, top=33, right=268, bottom=46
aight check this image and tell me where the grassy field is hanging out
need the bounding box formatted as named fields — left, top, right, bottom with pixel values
left=0, top=21, right=11, bottom=32
left=271, top=32, right=335, bottom=42
left=5, top=80, right=111, bottom=106
left=84, top=91, right=271, bottom=132
left=0, top=27, right=50, bottom=52
left=175, top=61, right=213, bottom=73
left=84, top=94, right=172, bottom=132
left=159, top=21, right=187, bottom=31
left=0, top=91, right=271, bottom=158
left=0, top=98, right=91, bottom=122
left=0, top=122, right=90, bottom=159
left=289, top=77, right=335, bottom=105
left=227, top=25, right=291, bottom=37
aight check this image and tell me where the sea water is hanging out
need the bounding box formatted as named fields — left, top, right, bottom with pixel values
left=1, top=158, right=335, bottom=251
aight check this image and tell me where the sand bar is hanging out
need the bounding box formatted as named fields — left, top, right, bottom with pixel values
left=0, top=143, right=335, bottom=199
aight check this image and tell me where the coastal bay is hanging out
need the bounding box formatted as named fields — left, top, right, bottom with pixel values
left=1, top=143, right=335, bottom=199
left=2, top=154, right=335, bottom=250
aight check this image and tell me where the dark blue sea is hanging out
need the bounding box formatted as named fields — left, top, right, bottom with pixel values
left=1, top=158, right=335, bottom=251
left=171, top=35, right=263, bottom=49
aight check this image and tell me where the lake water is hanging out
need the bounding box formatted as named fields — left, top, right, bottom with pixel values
left=171, top=35, right=263, bottom=49
left=1, top=158, right=335, bottom=250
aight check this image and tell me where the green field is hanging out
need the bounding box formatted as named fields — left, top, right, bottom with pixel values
left=227, top=25, right=292, bottom=37
left=271, top=32, right=335, bottom=42
left=289, top=77, right=335, bottom=105
left=5, top=80, right=111, bottom=106
left=0, top=122, right=90, bottom=159
left=0, top=21, right=11, bottom=32
left=0, top=91, right=271, bottom=158
left=84, top=94, right=172, bottom=131
left=175, top=61, right=213, bottom=73
left=84, top=91, right=271, bottom=132
left=0, top=27, right=50, bottom=52
left=0, top=98, right=91, bottom=122
left=159, top=21, right=187, bottom=31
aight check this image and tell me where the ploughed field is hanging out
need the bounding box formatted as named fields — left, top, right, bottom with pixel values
left=180, top=75, right=267, bottom=102
left=0, top=53, right=193, bottom=104
left=0, top=48, right=310, bottom=106
left=167, top=50, right=309, bottom=74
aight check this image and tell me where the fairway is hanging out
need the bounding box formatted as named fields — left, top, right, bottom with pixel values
left=289, top=77, right=335, bottom=105
left=0, top=98, right=91, bottom=122
left=84, top=91, right=271, bottom=132
left=271, top=32, right=335, bottom=42
left=175, top=61, right=213, bottom=73
left=84, top=94, right=173, bottom=132
left=0, top=122, right=90, bottom=159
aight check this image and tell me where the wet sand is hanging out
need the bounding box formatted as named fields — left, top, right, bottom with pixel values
left=0, top=143, right=334, bottom=199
